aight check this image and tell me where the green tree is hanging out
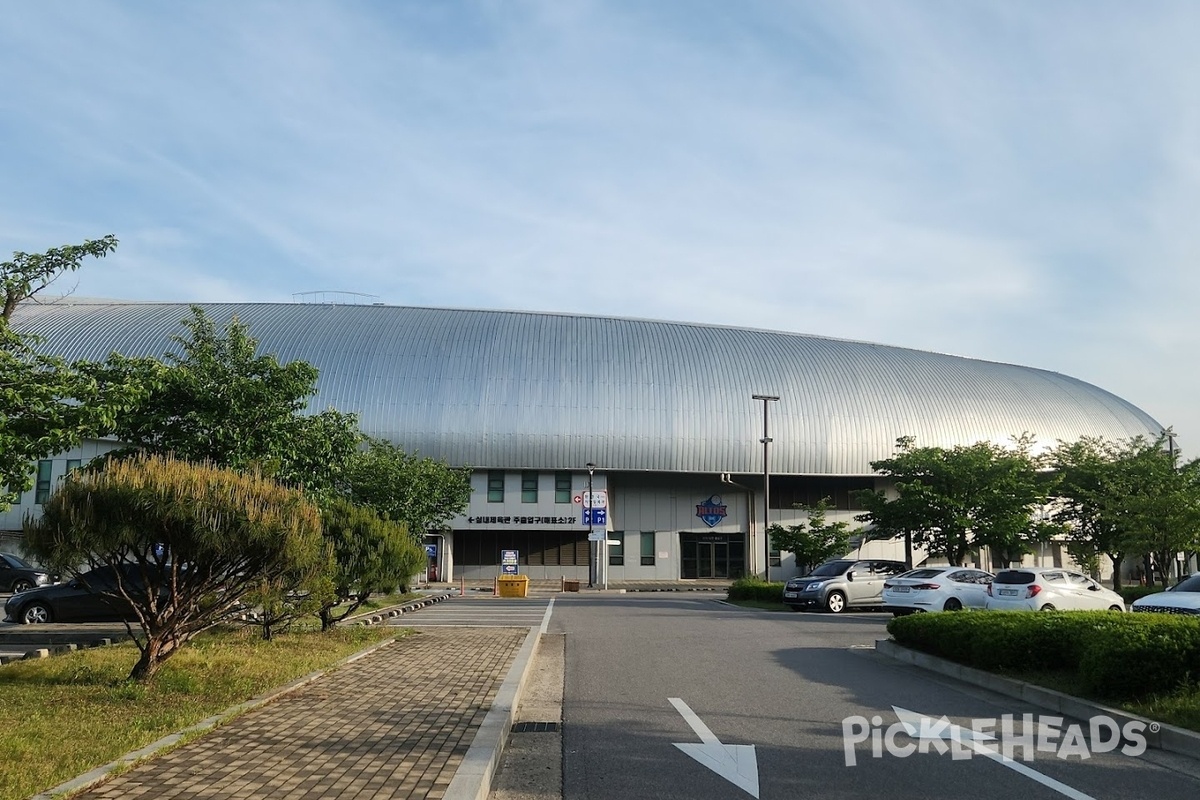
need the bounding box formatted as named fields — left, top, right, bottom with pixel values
left=24, top=454, right=325, bottom=680
left=104, top=306, right=362, bottom=498
left=0, top=236, right=146, bottom=508
left=767, top=499, right=855, bottom=574
left=1050, top=432, right=1200, bottom=588
left=855, top=435, right=1059, bottom=566
left=344, top=438, right=471, bottom=535
left=316, top=498, right=425, bottom=631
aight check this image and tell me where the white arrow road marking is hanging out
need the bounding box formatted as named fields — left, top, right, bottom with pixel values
left=669, top=698, right=760, bottom=798
left=892, top=706, right=1097, bottom=800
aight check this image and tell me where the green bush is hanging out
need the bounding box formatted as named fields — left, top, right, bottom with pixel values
left=888, top=611, right=1200, bottom=700
left=1119, top=585, right=1166, bottom=604
left=1078, top=618, right=1200, bottom=698
left=727, top=577, right=785, bottom=603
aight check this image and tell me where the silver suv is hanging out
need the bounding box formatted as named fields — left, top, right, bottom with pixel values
left=783, top=559, right=909, bottom=613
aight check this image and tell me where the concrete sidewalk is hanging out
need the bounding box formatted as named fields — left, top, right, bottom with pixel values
left=38, top=625, right=540, bottom=800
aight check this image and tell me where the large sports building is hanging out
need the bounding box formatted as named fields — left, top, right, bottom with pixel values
left=3, top=300, right=1162, bottom=583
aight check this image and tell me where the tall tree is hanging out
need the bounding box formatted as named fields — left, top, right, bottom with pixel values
left=767, top=499, right=856, bottom=574
left=344, top=438, right=471, bottom=536
left=24, top=454, right=325, bottom=681
left=104, top=306, right=362, bottom=498
left=1050, top=432, right=1200, bottom=588
left=855, top=435, right=1058, bottom=566
left=0, top=236, right=145, bottom=508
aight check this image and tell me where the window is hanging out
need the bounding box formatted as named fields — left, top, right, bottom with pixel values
left=769, top=547, right=782, bottom=567
left=66, top=459, right=82, bottom=472
left=640, top=532, right=655, bottom=566
left=554, top=471, right=571, bottom=503
left=521, top=471, right=538, bottom=503
left=609, top=531, right=624, bottom=566
left=35, top=460, right=53, bottom=504
left=487, top=471, right=505, bottom=503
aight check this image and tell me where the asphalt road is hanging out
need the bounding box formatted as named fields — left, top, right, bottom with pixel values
left=552, top=595, right=1200, bottom=800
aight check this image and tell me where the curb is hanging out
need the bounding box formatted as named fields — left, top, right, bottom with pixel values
left=443, top=626, right=542, bottom=800
left=875, top=638, right=1200, bottom=762
left=29, top=634, right=402, bottom=800
left=341, top=591, right=454, bottom=627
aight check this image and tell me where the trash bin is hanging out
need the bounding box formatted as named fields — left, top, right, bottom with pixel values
left=497, top=575, right=530, bottom=598
left=563, top=579, right=581, bottom=593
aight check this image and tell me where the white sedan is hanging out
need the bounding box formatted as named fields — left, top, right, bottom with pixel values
left=882, top=567, right=994, bottom=615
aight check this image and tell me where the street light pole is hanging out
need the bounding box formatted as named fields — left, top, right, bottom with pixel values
left=586, top=462, right=596, bottom=588
left=752, top=394, right=779, bottom=582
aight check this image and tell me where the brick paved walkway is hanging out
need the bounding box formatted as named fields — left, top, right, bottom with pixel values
left=72, top=628, right=528, bottom=800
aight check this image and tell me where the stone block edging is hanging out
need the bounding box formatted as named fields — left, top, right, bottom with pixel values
left=875, top=638, right=1200, bottom=762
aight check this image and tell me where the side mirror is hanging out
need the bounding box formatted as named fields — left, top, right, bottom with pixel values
left=67, top=579, right=80, bottom=589
left=846, top=571, right=855, bottom=581
left=1087, top=584, right=1100, bottom=591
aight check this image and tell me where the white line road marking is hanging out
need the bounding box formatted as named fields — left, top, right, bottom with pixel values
left=669, top=697, right=760, bottom=798
left=893, top=706, right=1097, bottom=800
left=539, top=597, right=555, bottom=634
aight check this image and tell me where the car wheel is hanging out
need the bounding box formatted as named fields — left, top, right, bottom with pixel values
left=20, top=602, right=52, bottom=624
left=943, top=598, right=963, bottom=612
left=10, top=579, right=34, bottom=593
left=1039, top=603, right=1056, bottom=611
left=1109, top=604, right=1124, bottom=612
left=824, top=591, right=846, bottom=614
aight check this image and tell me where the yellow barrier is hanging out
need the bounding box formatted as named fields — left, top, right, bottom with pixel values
left=497, top=575, right=530, bottom=598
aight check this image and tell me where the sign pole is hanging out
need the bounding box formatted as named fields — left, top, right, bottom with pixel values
left=586, top=463, right=596, bottom=588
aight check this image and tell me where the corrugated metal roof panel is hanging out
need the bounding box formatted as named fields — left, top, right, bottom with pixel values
left=11, top=301, right=1162, bottom=475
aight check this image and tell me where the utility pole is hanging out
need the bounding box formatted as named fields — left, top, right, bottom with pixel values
left=752, top=394, right=779, bottom=582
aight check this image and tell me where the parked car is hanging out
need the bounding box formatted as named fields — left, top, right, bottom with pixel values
left=882, top=566, right=994, bottom=615
left=3, top=563, right=161, bottom=624
left=985, top=568, right=1126, bottom=612
left=783, top=558, right=909, bottom=613
left=1131, top=573, right=1200, bottom=616
left=0, top=552, right=57, bottom=593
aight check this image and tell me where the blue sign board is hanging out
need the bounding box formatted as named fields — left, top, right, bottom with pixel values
left=583, top=508, right=607, bottom=526
left=500, top=549, right=519, bottom=575
left=425, top=544, right=437, bottom=557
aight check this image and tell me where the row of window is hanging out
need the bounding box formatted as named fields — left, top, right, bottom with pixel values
left=487, top=470, right=573, bottom=504
left=607, top=531, right=656, bottom=567
left=33, top=459, right=82, bottom=505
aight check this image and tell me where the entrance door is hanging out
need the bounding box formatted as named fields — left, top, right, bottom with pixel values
left=681, top=534, right=745, bottom=579
left=695, top=542, right=729, bottom=578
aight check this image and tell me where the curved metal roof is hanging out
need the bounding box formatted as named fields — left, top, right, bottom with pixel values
left=12, top=300, right=1161, bottom=475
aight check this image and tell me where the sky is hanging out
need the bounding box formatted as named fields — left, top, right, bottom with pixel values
left=2, top=1, right=1198, bottom=451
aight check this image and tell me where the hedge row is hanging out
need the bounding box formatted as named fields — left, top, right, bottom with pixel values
left=727, top=577, right=785, bottom=603
left=888, top=611, right=1200, bottom=699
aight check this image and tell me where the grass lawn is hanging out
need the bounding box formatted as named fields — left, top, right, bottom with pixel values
left=0, top=623, right=402, bottom=800
left=1004, top=669, right=1200, bottom=734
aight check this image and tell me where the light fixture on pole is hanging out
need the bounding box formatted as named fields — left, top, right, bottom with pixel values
left=586, top=462, right=596, bottom=588
left=752, top=394, right=779, bottom=582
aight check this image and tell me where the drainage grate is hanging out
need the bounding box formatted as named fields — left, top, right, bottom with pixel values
left=511, top=721, right=560, bottom=733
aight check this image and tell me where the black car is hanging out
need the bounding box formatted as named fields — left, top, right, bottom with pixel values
left=3, top=563, right=159, bottom=624
left=0, top=552, right=57, bottom=593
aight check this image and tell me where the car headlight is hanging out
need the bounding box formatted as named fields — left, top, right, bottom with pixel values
left=806, top=581, right=824, bottom=591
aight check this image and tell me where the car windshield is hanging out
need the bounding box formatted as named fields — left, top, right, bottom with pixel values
left=897, top=569, right=943, bottom=580
left=1, top=553, right=34, bottom=569
left=808, top=560, right=854, bottom=577
left=994, top=571, right=1036, bottom=585
left=1172, top=575, right=1200, bottom=593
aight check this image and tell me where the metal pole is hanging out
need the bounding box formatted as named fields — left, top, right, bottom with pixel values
left=752, top=395, right=779, bottom=582
left=587, top=462, right=596, bottom=588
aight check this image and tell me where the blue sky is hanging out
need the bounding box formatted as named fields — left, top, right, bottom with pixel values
left=3, top=1, right=1198, bottom=450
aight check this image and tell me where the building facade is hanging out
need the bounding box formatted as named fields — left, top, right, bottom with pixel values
left=5, top=300, right=1164, bottom=582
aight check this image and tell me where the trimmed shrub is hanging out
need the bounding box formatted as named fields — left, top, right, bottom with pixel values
left=1119, top=585, right=1166, bottom=604
left=888, top=610, right=1200, bottom=699
left=727, top=577, right=785, bottom=603
left=1078, top=618, right=1200, bottom=698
